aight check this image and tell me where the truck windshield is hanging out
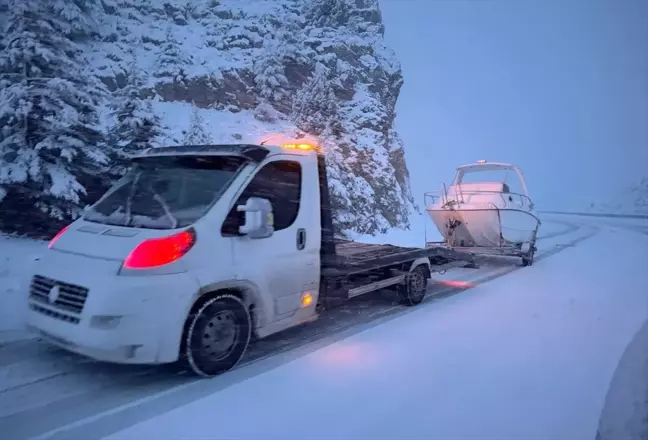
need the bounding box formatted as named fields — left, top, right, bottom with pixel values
left=84, top=155, right=247, bottom=229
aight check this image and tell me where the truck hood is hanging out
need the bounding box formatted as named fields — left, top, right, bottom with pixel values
left=50, top=221, right=173, bottom=261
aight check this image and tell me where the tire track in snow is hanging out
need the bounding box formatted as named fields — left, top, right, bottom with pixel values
left=608, top=223, right=648, bottom=237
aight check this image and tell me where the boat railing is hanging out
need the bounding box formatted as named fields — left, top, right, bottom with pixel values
left=425, top=187, right=535, bottom=211
left=423, top=190, right=447, bottom=207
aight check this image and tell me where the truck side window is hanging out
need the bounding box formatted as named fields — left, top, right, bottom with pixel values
left=221, top=160, right=302, bottom=236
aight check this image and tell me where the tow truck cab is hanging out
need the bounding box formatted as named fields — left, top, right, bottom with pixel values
left=26, top=143, right=464, bottom=377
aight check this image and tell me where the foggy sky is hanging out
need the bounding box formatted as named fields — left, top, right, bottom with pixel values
left=380, top=0, right=648, bottom=211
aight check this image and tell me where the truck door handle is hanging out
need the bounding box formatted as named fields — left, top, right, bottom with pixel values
left=297, top=228, right=306, bottom=250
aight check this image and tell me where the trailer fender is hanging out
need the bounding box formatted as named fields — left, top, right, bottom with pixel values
left=408, top=258, right=431, bottom=278
left=398, top=259, right=432, bottom=306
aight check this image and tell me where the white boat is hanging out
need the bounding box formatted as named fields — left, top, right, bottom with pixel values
left=425, top=160, right=541, bottom=266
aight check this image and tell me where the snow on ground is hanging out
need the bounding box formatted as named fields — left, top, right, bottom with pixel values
left=597, top=318, right=648, bottom=440
left=585, top=177, right=648, bottom=215
left=104, top=224, right=648, bottom=440
left=0, top=235, right=46, bottom=344
left=544, top=213, right=648, bottom=239
left=150, top=100, right=303, bottom=147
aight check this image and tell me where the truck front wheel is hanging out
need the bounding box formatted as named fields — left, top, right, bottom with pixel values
left=183, top=294, right=252, bottom=377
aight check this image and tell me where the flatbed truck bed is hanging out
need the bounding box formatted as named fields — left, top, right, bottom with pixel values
left=319, top=238, right=476, bottom=309
left=326, top=239, right=475, bottom=276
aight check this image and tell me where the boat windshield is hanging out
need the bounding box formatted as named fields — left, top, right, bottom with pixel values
left=458, top=169, right=525, bottom=195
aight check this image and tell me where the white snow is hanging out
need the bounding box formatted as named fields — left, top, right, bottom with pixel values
left=102, top=220, right=648, bottom=440
left=150, top=100, right=300, bottom=146
left=0, top=234, right=46, bottom=344
left=585, top=177, right=648, bottom=215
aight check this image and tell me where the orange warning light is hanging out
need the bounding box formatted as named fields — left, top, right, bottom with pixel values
left=301, top=292, right=314, bottom=307
left=281, top=143, right=318, bottom=152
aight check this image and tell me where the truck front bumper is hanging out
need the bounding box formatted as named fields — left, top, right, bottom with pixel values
left=25, top=250, right=198, bottom=364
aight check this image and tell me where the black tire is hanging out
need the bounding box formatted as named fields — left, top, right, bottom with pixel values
left=398, top=265, right=429, bottom=306
left=522, top=250, right=535, bottom=267
left=183, top=294, right=251, bottom=378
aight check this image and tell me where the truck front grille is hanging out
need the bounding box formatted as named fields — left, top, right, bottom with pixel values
left=29, top=275, right=89, bottom=324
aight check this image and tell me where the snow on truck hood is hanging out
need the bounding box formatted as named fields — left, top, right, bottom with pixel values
left=49, top=221, right=169, bottom=261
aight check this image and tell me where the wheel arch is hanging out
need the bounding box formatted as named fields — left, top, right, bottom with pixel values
left=186, top=280, right=266, bottom=339
left=409, top=257, right=432, bottom=279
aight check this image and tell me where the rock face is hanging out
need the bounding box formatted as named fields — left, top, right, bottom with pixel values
left=0, top=0, right=416, bottom=236
left=97, top=0, right=415, bottom=236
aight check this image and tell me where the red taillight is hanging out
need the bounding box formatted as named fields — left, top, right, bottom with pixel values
left=123, top=229, right=196, bottom=270
left=48, top=225, right=71, bottom=249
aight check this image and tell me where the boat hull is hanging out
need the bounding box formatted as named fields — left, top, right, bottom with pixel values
left=427, top=206, right=539, bottom=247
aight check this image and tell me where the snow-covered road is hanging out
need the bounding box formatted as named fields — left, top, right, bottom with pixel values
left=1, top=216, right=646, bottom=440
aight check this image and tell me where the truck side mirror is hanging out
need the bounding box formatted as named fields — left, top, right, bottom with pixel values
left=237, top=197, right=274, bottom=239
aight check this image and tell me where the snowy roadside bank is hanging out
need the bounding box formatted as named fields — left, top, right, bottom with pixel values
left=597, top=319, right=648, bottom=440
left=0, top=235, right=46, bottom=344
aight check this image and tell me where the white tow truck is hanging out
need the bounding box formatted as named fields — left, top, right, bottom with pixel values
left=26, top=143, right=475, bottom=377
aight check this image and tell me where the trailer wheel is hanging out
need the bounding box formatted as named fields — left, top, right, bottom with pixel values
left=522, top=249, right=535, bottom=267
left=398, top=265, right=429, bottom=306
left=182, top=294, right=251, bottom=378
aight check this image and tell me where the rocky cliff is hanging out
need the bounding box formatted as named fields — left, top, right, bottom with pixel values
left=0, top=0, right=416, bottom=237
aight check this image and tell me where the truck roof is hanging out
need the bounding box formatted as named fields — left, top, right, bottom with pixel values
left=134, top=143, right=319, bottom=163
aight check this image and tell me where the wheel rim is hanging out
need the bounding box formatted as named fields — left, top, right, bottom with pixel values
left=201, top=310, right=240, bottom=361
left=409, top=271, right=426, bottom=299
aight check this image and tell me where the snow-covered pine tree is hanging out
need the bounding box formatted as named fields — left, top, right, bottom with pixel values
left=109, top=67, right=161, bottom=171
left=0, top=0, right=108, bottom=236
left=252, top=30, right=292, bottom=107
left=50, top=0, right=98, bottom=38
left=183, top=107, right=211, bottom=145
left=156, top=25, right=189, bottom=82
left=291, top=63, right=338, bottom=135
left=291, top=63, right=354, bottom=236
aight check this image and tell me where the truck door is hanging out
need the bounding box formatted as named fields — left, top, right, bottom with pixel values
left=221, top=157, right=319, bottom=323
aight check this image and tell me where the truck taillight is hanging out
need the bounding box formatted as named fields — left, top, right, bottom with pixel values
left=48, top=225, right=70, bottom=249
left=123, top=229, right=196, bottom=270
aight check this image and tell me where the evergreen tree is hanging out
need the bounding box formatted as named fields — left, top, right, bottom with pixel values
left=156, top=25, right=188, bottom=82
left=0, top=0, right=107, bottom=236
left=183, top=107, right=211, bottom=145
left=50, top=0, right=98, bottom=38
left=291, top=64, right=338, bottom=135
left=110, top=67, right=161, bottom=165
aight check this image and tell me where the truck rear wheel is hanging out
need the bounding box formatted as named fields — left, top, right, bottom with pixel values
left=183, top=294, right=251, bottom=377
left=398, top=265, right=429, bottom=306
